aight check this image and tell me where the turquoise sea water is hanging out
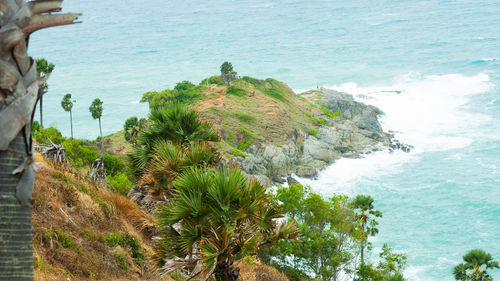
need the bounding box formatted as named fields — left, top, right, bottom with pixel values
left=30, top=0, right=499, bottom=280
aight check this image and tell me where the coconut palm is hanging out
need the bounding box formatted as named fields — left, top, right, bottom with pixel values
left=453, top=249, right=499, bottom=281
left=156, top=166, right=296, bottom=280
left=61, top=93, right=74, bottom=138
left=89, top=98, right=104, bottom=153
left=0, top=1, right=80, bottom=279
left=352, top=195, right=382, bottom=265
left=128, top=103, right=219, bottom=175
left=35, top=58, right=55, bottom=128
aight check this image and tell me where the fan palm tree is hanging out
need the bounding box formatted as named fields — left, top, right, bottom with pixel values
left=128, top=102, right=219, bottom=175
left=453, top=249, right=499, bottom=281
left=0, top=1, right=80, bottom=279
left=156, top=166, right=296, bottom=280
left=35, top=58, right=55, bottom=128
left=352, top=195, right=382, bottom=265
left=61, top=93, right=74, bottom=138
left=89, top=98, right=104, bottom=153
left=141, top=140, right=219, bottom=194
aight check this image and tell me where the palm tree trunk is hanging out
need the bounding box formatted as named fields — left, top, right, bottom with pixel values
left=99, top=117, right=103, bottom=154
left=39, top=95, right=43, bottom=128
left=0, top=134, right=34, bottom=280
left=214, top=260, right=239, bottom=281
left=0, top=1, right=80, bottom=279
left=70, top=110, right=73, bottom=139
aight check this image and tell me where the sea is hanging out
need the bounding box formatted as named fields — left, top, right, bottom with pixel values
left=30, top=0, right=499, bottom=280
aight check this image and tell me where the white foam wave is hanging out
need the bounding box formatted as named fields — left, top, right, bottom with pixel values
left=329, top=73, right=494, bottom=153
left=297, top=72, right=494, bottom=195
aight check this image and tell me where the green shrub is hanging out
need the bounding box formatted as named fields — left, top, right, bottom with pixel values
left=61, top=138, right=99, bottom=167
left=308, top=129, right=318, bottom=138
left=103, top=232, right=144, bottom=265
left=230, top=148, right=247, bottom=157
left=200, top=75, right=225, bottom=86
left=47, top=228, right=81, bottom=252
left=103, top=153, right=126, bottom=176
left=236, top=113, right=256, bottom=123
left=34, top=126, right=63, bottom=145
left=225, top=85, right=246, bottom=97
left=320, top=119, right=327, bottom=125
left=239, top=76, right=265, bottom=87
left=263, top=88, right=286, bottom=101
left=106, top=172, right=132, bottom=195
left=334, top=109, right=341, bottom=118
left=320, top=107, right=335, bottom=118
left=116, top=253, right=128, bottom=271
left=32, top=121, right=41, bottom=132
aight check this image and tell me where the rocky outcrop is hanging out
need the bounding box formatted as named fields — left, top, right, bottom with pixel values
left=230, top=88, right=404, bottom=185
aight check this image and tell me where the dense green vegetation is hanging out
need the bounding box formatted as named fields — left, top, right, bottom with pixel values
left=33, top=125, right=133, bottom=195
left=156, top=166, right=296, bottom=280
left=140, top=80, right=204, bottom=109
left=454, top=249, right=499, bottom=281
left=257, top=183, right=407, bottom=281
left=127, top=103, right=219, bottom=176
left=34, top=70, right=498, bottom=281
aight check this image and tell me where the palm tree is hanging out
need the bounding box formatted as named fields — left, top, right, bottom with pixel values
left=61, top=93, right=75, bottom=138
left=156, top=166, right=296, bottom=280
left=352, top=195, right=382, bottom=265
left=220, top=61, right=237, bottom=86
left=89, top=98, right=104, bottom=153
left=0, top=1, right=80, bottom=279
left=35, top=58, right=55, bottom=128
left=454, top=249, right=499, bottom=281
left=128, top=103, right=219, bottom=176
left=141, top=140, right=219, bottom=194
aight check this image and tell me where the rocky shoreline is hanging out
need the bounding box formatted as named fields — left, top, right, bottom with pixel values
left=229, top=88, right=412, bottom=186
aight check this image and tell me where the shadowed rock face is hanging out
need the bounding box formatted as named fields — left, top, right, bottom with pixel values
left=232, top=88, right=395, bottom=186
left=319, top=88, right=385, bottom=140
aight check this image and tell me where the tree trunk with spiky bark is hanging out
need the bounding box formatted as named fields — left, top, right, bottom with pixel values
left=0, top=1, right=80, bottom=279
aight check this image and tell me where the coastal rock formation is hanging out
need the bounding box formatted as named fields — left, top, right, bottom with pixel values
left=230, top=88, right=399, bottom=185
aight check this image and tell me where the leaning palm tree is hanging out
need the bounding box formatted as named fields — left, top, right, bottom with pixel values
left=352, top=195, right=382, bottom=265
left=454, top=249, right=499, bottom=281
left=156, top=166, right=296, bottom=280
left=35, top=57, right=55, bottom=128
left=61, top=93, right=74, bottom=138
left=0, top=1, right=80, bottom=279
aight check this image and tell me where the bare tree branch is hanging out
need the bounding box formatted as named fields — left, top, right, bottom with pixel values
left=23, top=12, right=81, bottom=35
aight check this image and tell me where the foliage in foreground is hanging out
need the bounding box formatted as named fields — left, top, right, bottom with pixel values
left=454, top=249, right=499, bottom=281
left=262, top=183, right=362, bottom=280
left=155, top=166, right=296, bottom=280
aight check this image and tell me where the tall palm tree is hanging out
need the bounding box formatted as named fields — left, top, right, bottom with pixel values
left=454, top=249, right=499, bottom=281
left=61, top=93, right=74, bottom=138
left=0, top=1, right=80, bottom=279
left=352, top=195, right=382, bottom=265
left=35, top=58, right=54, bottom=128
left=156, top=166, right=296, bottom=280
left=89, top=98, right=104, bottom=153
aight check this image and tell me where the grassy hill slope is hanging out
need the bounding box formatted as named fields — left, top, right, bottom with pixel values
left=32, top=153, right=158, bottom=280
